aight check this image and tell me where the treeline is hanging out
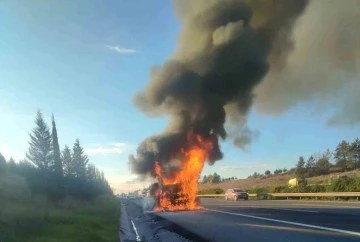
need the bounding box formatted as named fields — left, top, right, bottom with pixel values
left=202, top=173, right=239, bottom=184
left=239, top=137, right=360, bottom=181
left=0, top=111, right=112, bottom=200
left=248, top=168, right=288, bottom=179
left=295, top=138, right=360, bottom=179
left=199, top=175, right=360, bottom=195
left=202, top=169, right=289, bottom=183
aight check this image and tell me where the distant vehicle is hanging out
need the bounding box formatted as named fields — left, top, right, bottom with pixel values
left=225, top=188, right=249, bottom=201
left=127, top=194, right=136, bottom=199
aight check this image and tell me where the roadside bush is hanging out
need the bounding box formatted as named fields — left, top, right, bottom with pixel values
left=0, top=173, right=31, bottom=202
left=272, top=186, right=291, bottom=193
left=198, top=188, right=224, bottom=194
left=324, top=184, right=333, bottom=192
left=332, top=176, right=360, bottom=192
left=308, top=185, right=326, bottom=193
left=246, top=187, right=269, bottom=194
left=273, top=184, right=326, bottom=193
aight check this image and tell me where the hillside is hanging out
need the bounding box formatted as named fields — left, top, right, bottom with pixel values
left=199, top=169, right=360, bottom=192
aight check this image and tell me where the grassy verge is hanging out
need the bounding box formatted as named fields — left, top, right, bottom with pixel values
left=0, top=195, right=120, bottom=242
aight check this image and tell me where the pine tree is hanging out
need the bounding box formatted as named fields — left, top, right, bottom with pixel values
left=50, top=114, right=64, bottom=198
left=202, top=175, right=208, bottom=184
left=61, top=145, right=73, bottom=176
left=335, top=140, right=355, bottom=171
left=316, top=155, right=331, bottom=175
left=51, top=114, right=63, bottom=178
left=26, top=110, right=52, bottom=171
left=305, top=155, right=316, bottom=177
left=72, top=139, right=89, bottom=179
left=7, top=157, right=16, bottom=172
left=295, top=156, right=306, bottom=179
left=0, top=152, right=7, bottom=173
left=351, top=138, right=360, bottom=168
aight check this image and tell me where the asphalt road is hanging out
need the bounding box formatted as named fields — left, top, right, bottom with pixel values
left=155, top=198, right=360, bottom=242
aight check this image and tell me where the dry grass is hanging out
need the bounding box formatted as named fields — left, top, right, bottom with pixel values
left=307, top=169, right=360, bottom=185
left=199, top=169, right=360, bottom=191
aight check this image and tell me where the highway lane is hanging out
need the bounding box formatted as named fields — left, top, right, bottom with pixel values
left=203, top=198, right=360, bottom=216
left=155, top=198, right=360, bottom=242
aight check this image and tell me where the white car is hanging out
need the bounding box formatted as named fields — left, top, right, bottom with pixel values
left=225, top=188, right=249, bottom=201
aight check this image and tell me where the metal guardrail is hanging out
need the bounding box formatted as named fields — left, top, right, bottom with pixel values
left=269, top=192, right=360, bottom=198
left=197, top=194, right=225, bottom=197
left=197, top=194, right=257, bottom=197
left=197, top=192, right=360, bottom=200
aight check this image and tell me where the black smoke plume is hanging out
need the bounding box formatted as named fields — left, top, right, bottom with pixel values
left=129, top=0, right=309, bottom=177
left=254, top=0, right=360, bottom=125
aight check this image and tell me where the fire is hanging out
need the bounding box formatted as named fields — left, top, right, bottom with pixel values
left=154, top=133, right=213, bottom=211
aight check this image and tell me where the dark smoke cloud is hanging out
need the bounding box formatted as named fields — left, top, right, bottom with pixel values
left=254, top=0, right=360, bottom=125
left=129, top=0, right=309, bottom=177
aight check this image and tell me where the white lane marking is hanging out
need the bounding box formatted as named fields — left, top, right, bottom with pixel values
left=205, top=208, right=360, bottom=237
left=131, top=219, right=141, bottom=241
left=270, top=208, right=319, bottom=213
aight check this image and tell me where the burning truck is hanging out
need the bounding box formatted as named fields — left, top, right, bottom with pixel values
left=151, top=168, right=200, bottom=211
left=150, top=163, right=201, bottom=211
left=150, top=182, right=186, bottom=211
left=146, top=133, right=214, bottom=211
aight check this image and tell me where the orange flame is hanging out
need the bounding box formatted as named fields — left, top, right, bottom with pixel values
left=154, top=133, right=213, bottom=211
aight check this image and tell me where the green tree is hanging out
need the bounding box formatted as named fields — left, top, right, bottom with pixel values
left=335, top=140, right=355, bottom=171
left=305, top=156, right=316, bottom=177
left=351, top=138, right=360, bottom=168
left=72, top=139, right=89, bottom=179
left=7, top=157, right=16, bottom=172
left=51, top=114, right=63, bottom=178
left=316, top=157, right=331, bottom=175
left=62, top=145, right=73, bottom=176
left=297, top=177, right=309, bottom=192
left=26, top=111, right=52, bottom=171
left=0, top=152, right=6, bottom=174
left=210, top=172, right=221, bottom=183
left=283, top=168, right=288, bottom=173
left=295, top=156, right=306, bottom=179
left=202, top=175, right=208, bottom=184
left=250, top=172, right=260, bottom=178
left=274, top=169, right=282, bottom=175
left=265, top=170, right=271, bottom=176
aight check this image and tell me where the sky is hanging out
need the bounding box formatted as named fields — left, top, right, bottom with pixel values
left=1, top=0, right=359, bottom=193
